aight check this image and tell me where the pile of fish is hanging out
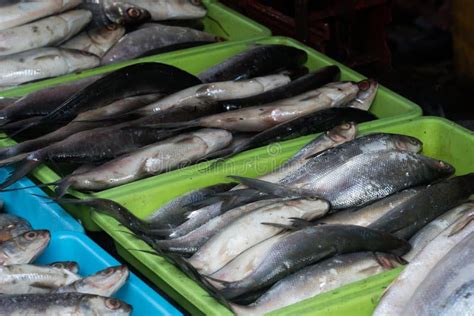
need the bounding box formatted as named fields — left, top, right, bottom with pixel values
left=0, top=44, right=378, bottom=195
left=0, top=0, right=219, bottom=88
left=0, top=203, right=132, bottom=315
left=61, top=120, right=474, bottom=314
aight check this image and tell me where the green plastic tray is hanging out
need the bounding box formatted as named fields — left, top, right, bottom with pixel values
left=90, top=116, right=473, bottom=315
left=0, top=36, right=422, bottom=230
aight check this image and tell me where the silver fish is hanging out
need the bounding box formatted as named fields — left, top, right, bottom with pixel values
left=189, top=198, right=330, bottom=275
left=0, top=264, right=80, bottom=294
left=55, top=265, right=129, bottom=296
left=83, top=0, right=151, bottom=27
left=61, top=24, right=125, bottom=58
left=127, top=0, right=207, bottom=20
left=0, top=0, right=82, bottom=31
left=0, top=48, right=100, bottom=87
left=346, top=79, right=378, bottom=110
left=0, top=292, right=132, bottom=315
left=48, top=261, right=79, bottom=274
left=0, top=230, right=50, bottom=265
left=0, top=213, right=32, bottom=242
left=231, top=252, right=403, bottom=315
left=0, top=10, right=92, bottom=57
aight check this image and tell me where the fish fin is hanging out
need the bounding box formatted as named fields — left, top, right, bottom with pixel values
left=261, top=218, right=312, bottom=231
left=0, top=159, right=41, bottom=190
left=30, top=282, right=58, bottom=290
left=448, top=212, right=474, bottom=236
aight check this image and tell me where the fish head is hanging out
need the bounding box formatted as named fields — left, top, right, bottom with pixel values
left=0, top=215, right=31, bottom=242
left=50, top=261, right=80, bottom=274
left=86, top=265, right=130, bottom=295
left=393, top=135, right=423, bottom=153
left=105, top=3, right=151, bottom=26
left=322, top=81, right=360, bottom=105
left=327, top=122, right=358, bottom=144
left=173, top=0, right=207, bottom=19
left=2, top=230, right=50, bottom=264
left=424, top=158, right=455, bottom=177
left=84, top=296, right=132, bottom=315
left=347, top=79, right=378, bottom=111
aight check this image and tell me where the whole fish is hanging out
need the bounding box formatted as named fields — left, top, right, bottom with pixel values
left=208, top=224, right=410, bottom=299
left=189, top=198, right=330, bottom=275
left=0, top=47, right=100, bottom=87
left=0, top=230, right=50, bottom=265
left=156, top=81, right=359, bottom=132
left=219, top=66, right=340, bottom=111
left=0, top=264, right=80, bottom=294
left=56, top=128, right=232, bottom=192
left=82, top=0, right=151, bottom=27
left=55, top=265, right=129, bottom=296
left=0, top=213, right=32, bottom=242
left=372, top=212, right=474, bottom=316
left=61, top=24, right=126, bottom=58
left=198, top=45, right=308, bottom=83
left=102, top=24, right=220, bottom=65
left=48, top=261, right=79, bottom=274
left=0, top=10, right=92, bottom=57
left=126, top=0, right=207, bottom=20
left=0, top=0, right=82, bottom=31
left=0, top=292, right=132, bottom=315
left=231, top=252, right=403, bottom=315
left=134, top=74, right=291, bottom=116
left=369, top=173, right=474, bottom=239
left=404, top=202, right=474, bottom=261
left=402, top=232, right=474, bottom=315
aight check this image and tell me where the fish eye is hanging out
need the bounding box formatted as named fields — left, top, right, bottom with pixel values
left=25, top=231, right=37, bottom=240
left=358, top=80, right=370, bottom=91
left=408, top=138, right=419, bottom=145
left=127, top=8, right=141, bottom=19
left=340, top=123, right=352, bottom=129
left=105, top=298, right=122, bottom=310
left=190, top=0, right=202, bottom=5
left=106, top=24, right=118, bottom=31
left=100, top=267, right=115, bottom=276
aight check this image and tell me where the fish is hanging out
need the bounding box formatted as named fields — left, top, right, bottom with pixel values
left=0, top=213, right=32, bottom=242
left=372, top=211, right=474, bottom=316
left=56, top=128, right=233, bottom=192
left=369, top=173, right=474, bottom=239
left=0, top=10, right=92, bottom=57
left=198, top=44, right=308, bottom=83
left=82, top=0, right=151, bottom=27
left=402, top=232, right=474, bottom=315
left=0, top=230, right=50, bottom=265
left=0, top=264, right=80, bottom=294
left=0, top=292, right=132, bottom=315
left=61, top=24, right=126, bottom=58
left=126, top=0, right=207, bottom=20
left=208, top=224, right=410, bottom=299
left=48, top=261, right=79, bottom=274
left=404, top=202, right=474, bottom=261
left=154, top=81, right=360, bottom=132
left=101, top=23, right=220, bottom=65
left=231, top=252, right=404, bottom=315
left=0, top=97, right=17, bottom=110
left=0, top=47, right=100, bottom=87
left=55, top=265, right=129, bottom=296
left=0, top=0, right=82, bottom=31
left=134, top=74, right=291, bottom=116
left=219, top=66, right=341, bottom=111
left=188, top=198, right=330, bottom=275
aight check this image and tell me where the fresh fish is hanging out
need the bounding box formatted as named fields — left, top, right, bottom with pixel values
left=48, top=261, right=79, bottom=274
left=151, top=19, right=205, bottom=31
left=197, top=133, right=253, bottom=162
left=0, top=97, right=17, bottom=110
left=102, top=24, right=220, bottom=65
left=0, top=48, right=100, bottom=87
left=231, top=252, right=403, bottom=315
left=134, top=74, right=291, bottom=116
left=126, top=0, right=207, bottom=20
left=83, top=0, right=151, bottom=27
left=208, top=224, right=410, bottom=299
left=0, top=10, right=92, bottom=57
left=402, top=232, right=474, bottom=315
left=404, top=202, right=474, bottom=260
left=135, top=40, right=216, bottom=58
left=189, top=198, right=330, bottom=275
left=219, top=66, right=340, bottom=111
left=0, top=230, right=50, bottom=265
left=156, top=81, right=360, bottom=132
left=61, top=24, right=126, bottom=58
left=345, top=79, right=378, bottom=110
left=55, top=265, right=129, bottom=296
left=0, top=0, right=82, bottom=31
left=372, top=211, right=474, bottom=316
left=0, top=264, right=80, bottom=294
left=0, top=213, right=32, bottom=242
left=198, top=45, right=308, bottom=83
left=56, top=129, right=232, bottom=192
left=0, top=292, right=132, bottom=315
left=369, top=173, right=474, bottom=239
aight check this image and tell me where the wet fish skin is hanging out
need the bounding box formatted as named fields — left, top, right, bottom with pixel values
left=231, top=252, right=403, bottom=315
left=0, top=213, right=32, bottom=242
left=0, top=264, right=80, bottom=294
left=128, top=0, right=207, bottom=20
left=55, top=265, right=129, bottom=296
left=0, top=292, right=132, bottom=315
left=0, top=10, right=92, bottom=57
left=61, top=24, right=126, bottom=58
left=0, top=230, right=50, bottom=265
left=210, top=224, right=410, bottom=299
left=346, top=79, right=378, bottom=110
left=48, top=261, right=79, bottom=274
left=83, top=0, right=150, bottom=27
left=0, top=48, right=100, bottom=86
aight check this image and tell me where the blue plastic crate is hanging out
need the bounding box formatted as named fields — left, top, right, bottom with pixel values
left=35, top=231, right=182, bottom=316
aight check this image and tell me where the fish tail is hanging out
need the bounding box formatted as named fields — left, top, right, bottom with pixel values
left=54, top=177, right=74, bottom=198
left=0, top=159, right=41, bottom=190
